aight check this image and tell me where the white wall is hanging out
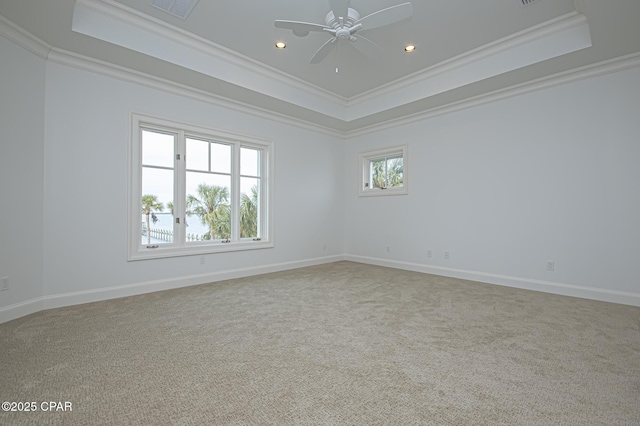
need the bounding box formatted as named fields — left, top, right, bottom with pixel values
left=0, top=36, right=45, bottom=311
left=40, top=62, right=344, bottom=301
left=2, top=27, right=640, bottom=323
left=345, top=66, right=640, bottom=304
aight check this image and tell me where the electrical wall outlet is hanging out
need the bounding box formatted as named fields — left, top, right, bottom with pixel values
left=386, top=246, right=391, bottom=253
left=546, top=261, right=555, bottom=272
left=444, top=251, right=450, bottom=260
left=1, top=277, right=8, bottom=291
left=427, top=249, right=432, bottom=258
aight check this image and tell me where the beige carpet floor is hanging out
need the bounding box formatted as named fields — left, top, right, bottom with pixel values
left=1, top=261, right=639, bottom=425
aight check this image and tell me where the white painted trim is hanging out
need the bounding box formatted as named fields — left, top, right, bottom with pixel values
left=46, top=48, right=344, bottom=138
left=43, top=44, right=640, bottom=139
left=0, top=255, right=344, bottom=324
left=346, top=11, right=592, bottom=120
left=343, top=255, right=640, bottom=307
left=4, top=253, right=638, bottom=324
left=0, top=298, right=44, bottom=325
left=0, top=14, right=51, bottom=58
left=78, top=0, right=344, bottom=104
left=44, top=46, right=640, bottom=140
left=0, top=15, right=343, bottom=137
left=128, top=112, right=276, bottom=261
left=352, top=12, right=588, bottom=105
left=358, top=145, right=408, bottom=197
left=72, top=0, right=347, bottom=121
left=3, top=7, right=637, bottom=139
left=72, top=0, right=591, bottom=122
left=70, top=0, right=593, bottom=123
left=347, top=51, right=640, bottom=137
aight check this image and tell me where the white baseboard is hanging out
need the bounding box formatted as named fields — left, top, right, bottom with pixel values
left=0, top=298, right=45, bottom=325
left=3, top=254, right=638, bottom=324
left=344, top=255, right=640, bottom=307
left=0, top=255, right=343, bottom=324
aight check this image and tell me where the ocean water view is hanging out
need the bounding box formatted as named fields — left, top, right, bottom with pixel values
left=141, top=212, right=210, bottom=244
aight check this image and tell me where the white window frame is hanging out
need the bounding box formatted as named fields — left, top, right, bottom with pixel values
left=358, top=145, right=408, bottom=197
left=128, top=113, right=274, bottom=261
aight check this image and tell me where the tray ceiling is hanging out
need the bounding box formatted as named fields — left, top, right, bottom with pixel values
left=1, top=0, right=639, bottom=133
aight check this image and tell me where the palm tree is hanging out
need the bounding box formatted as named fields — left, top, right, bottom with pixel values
left=372, top=157, right=403, bottom=189
left=166, top=201, right=190, bottom=229
left=213, top=205, right=231, bottom=240
left=240, top=185, right=258, bottom=238
left=186, top=184, right=230, bottom=240
left=372, top=159, right=386, bottom=188
left=387, top=157, right=403, bottom=187
left=141, top=194, right=164, bottom=245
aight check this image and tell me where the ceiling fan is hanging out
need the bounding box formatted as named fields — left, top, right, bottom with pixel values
left=274, top=0, right=413, bottom=64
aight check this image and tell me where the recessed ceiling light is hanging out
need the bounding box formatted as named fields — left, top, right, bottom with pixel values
left=404, top=44, right=416, bottom=53
left=275, top=41, right=286, bottom=49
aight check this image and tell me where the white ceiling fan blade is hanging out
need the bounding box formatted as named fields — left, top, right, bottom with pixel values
left=354, top=2, right=413, bottom=31
left=275, top=20, right=330, bottom=37
left=351, top=35, right=384, bottom=59
left=310, top=38, right=337, bottom=64
left=329, top=0, right=350, bottom=24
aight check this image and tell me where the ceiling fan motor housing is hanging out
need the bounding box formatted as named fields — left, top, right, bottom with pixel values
left=325, top=8, right=360, bottom=29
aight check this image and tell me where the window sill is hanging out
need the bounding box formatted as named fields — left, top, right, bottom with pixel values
left=358, top=187, right=408, bottom=197
left=128, top=239, right=274, bottom=261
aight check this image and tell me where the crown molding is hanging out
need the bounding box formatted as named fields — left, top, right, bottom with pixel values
left=0, top=14, right=51, bottom=59
left=73, top=0, right=348, bottom=120
left=352, top=11, right=588, bottom=105
left=0, top=9, right=344, bottom=137
left=76, top=0, right=343, bottom=102
left=346, top=11, right=592, bottom=121
left=4, top=4, right=637, bottom=139
left=347, top=51, right=640, bottom=138
left=46, top=47, right=344, bottom=139
left=42, top=47, right=640, bottom=139
left=72, top=0, right=593, bottom=124
left=48, top=0, right=595, bottom=126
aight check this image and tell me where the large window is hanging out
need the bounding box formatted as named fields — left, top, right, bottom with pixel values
left=129, top=114, right=273, bottom=260
left=359, top=145, right=408, bottom=197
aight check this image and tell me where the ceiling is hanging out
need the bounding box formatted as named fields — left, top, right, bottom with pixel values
left=1, top=0, right=639, bottom=133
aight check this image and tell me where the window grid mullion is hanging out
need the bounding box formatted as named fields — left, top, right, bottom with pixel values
left=173, top=130, right=186, bottom=246
left=358, top=145, right=407, bottom=197
left=258, top=148, right=266, bottom=238
left=131, top=113, right=272, bottom=260
left=384, top=156, right=389, bottom=187
left=231, top=142, right=241, bottom=242
left=142, top=164, right=174, bottom=171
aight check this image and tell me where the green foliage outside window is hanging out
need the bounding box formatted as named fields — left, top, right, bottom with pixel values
left=371, top=156, right=403, bottom=189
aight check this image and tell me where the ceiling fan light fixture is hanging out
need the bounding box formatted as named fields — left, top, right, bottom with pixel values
left=274, top=1, right=414, bottom=64
left=404, top=44, right=416, bottom=52
left=275, top=41, right=286, bottom=49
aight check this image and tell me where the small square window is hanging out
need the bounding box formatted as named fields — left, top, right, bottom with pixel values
left=359, top=145, right=408, bottom=197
